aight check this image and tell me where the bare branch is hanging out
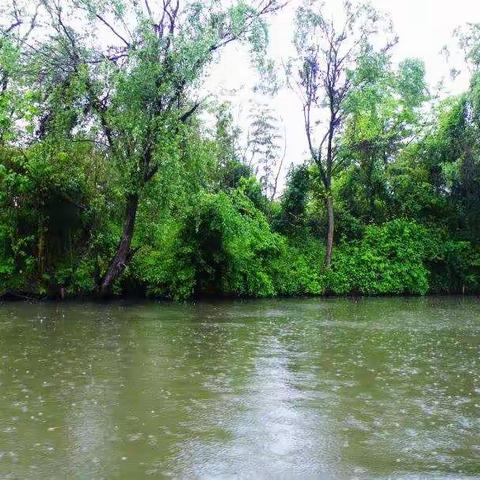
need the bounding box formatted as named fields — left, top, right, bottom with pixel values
left=4, top=20, right=22, bottom=34
left=95, top=12, right=130, bottom=47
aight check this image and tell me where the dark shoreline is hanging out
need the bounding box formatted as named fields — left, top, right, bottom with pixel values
left=1, top=291, right=478, bottom=304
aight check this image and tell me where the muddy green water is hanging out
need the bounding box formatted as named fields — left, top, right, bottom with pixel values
left=0, top=297, right=479, bottom=479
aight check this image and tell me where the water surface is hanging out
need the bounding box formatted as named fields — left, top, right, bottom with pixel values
left=0, top=297, right=479, bottom=479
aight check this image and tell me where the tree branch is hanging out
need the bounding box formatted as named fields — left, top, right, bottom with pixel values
left=95, top=13, right=130, bottom=47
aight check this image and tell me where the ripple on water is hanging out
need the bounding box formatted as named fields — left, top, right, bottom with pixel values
left=0, top=297, right=478, bottom=479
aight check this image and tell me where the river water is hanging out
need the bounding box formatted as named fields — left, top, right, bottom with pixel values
left=0, top=297, right=479, bottom=479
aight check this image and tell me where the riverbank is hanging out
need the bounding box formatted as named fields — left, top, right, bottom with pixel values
left=2, top=216, right=479, bottom=301
left=1, top=290, right=479, bottom=303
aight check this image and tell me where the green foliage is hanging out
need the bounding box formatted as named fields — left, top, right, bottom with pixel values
left=326, top=220, right=480, bottom=295
left=275, top=164, right=312, bottom=236
left=339, top=53, right=428, bottom=225
left=327, top=220, right=432, bottom=295
left=428, top=239, right=480, bottom=294
left=133, top=187, right=324, bottom=300
left=1, top=1, right=480, bottom=300
left=0, top=142, right=115, bottom=296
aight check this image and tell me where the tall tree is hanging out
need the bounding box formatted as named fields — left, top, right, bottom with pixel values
left=20, top=0, right=283, bottom=295
left=290, top=0, right=396, bottom=267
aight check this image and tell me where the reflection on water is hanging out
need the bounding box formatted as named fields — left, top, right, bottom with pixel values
left=0, top=297, right=479, bottom=479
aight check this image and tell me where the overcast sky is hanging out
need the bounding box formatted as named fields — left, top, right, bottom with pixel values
left=207, top=0, right=480, bottom=189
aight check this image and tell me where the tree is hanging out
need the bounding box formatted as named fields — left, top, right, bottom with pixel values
left=213, top=102, right=251, bottom=190
left=246, top=102, right=284, bottom=199
left=0, top=1, right=39, bottom=144
left=290, top=0, right=396, bottom=267
left=340, top=55, right=427, bottom=223
left=20, top=0, right=284, bottom=295
left=412, top=23, right=480, bottom=242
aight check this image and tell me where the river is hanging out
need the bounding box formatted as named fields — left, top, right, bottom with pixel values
left=0, top=297, right=479, bottom=479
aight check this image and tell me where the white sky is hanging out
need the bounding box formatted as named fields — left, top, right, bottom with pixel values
left=207, top=0, right=480, bottom=188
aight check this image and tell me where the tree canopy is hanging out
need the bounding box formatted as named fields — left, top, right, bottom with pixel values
left=0, top=0, right=479, bottom=299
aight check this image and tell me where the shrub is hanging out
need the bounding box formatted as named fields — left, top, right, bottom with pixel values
left=327, top=220, right=431, bottom=295
left=428, top=239, right=480, bottom=293
left=133, top=187, right=324, bottom=299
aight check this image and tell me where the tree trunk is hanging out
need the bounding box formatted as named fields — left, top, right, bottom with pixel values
left=324, top=193, right=334, bottom=268
left=99, top=193, right=139, bottom=296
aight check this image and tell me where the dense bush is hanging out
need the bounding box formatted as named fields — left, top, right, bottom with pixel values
left=326, top=220, right=480, bottom=295
left=327, top=220, right=432, bottom=295
left=428, top=239, right=480, bottom=294
left=0, top=144, right=117, bottom=297
left=132, top=186, right=324, bottom=300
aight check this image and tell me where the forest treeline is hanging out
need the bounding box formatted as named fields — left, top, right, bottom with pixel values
left=1, top=0, right=480, bottom=299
